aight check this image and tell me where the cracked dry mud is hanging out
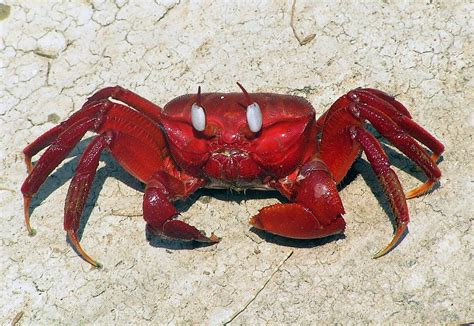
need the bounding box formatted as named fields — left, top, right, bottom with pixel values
left=1, top=1, right=473, bottom=324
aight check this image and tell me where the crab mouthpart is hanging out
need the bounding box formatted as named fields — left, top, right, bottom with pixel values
left=214, top=148, right=245, bottom=157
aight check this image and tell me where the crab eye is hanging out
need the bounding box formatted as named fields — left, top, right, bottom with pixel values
left=246, top=102, right=262, bottom=133
left=191, top=103, right=206, bottom=131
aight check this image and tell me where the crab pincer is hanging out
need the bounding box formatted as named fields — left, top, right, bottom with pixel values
left=250, top=159, right=346, bottom=241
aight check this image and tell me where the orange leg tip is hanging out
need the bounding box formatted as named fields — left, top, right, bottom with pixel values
left=24, top=154, right=33, bottom=174
left=27, top=227, right=37, bottom=237
left=197, top=232, right=221, bottom=243
left=67, top=230, right=101, bottom=268
left=406, top=180, right=436, bottom=199
left=208, top=233, right=221, bottom=243
left=430, top=153, right=440, bottom=163
left=373, top=223, right=407, bottom=259
left=23, top=196, right=36, bottom=236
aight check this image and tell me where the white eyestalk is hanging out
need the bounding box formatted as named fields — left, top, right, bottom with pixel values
left=191, top=103, right=206, bottom=131
left=246, top=102, right=262, bottom=133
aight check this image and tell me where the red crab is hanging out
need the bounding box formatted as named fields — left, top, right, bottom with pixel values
left=21, top=84, right=444, bottom=267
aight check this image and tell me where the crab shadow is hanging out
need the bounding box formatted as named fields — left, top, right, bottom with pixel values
left=250, top=229, right=346, bottom=249
left=26, top=130, right=442, bottom=254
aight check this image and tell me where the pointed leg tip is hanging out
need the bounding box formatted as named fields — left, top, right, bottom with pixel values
left=197, top=232, right=221, bottom=243
left=27, top=227, right=37, bottom=237
left=84, top=255, right=102, bottom=269
left=405, top=191, right=419, bottom=200
left=406, top=185, right=425, bottom=199
left=208, top=233, right=221, bottom=243
left=372, top=223, right=408, bottom=259
left=372, top=248, right=388, bottom=259
left=430, top=153, right=440, bottom=163
left=67, top=230, right=101, bottom=268
left=83, top=256, right=102, bottom=269
left=24, top=196, right=35, bottom=235
left=406, top=180, right=436, bottom=199
left=84, top=257, right=102, bottom=269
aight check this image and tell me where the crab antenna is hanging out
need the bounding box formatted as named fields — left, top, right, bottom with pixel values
left=196, top=86, right=202, bottom=106
left=236, top=82, right=252, bottom=105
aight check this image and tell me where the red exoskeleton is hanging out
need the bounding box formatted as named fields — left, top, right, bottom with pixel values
left=21, top=83, right=444, bottom=267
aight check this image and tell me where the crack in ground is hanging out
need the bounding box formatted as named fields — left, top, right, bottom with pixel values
left=223, top=250, right=293, bottom=324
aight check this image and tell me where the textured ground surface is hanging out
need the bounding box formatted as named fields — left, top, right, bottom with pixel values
left=1, top=1, right=473, bottom=324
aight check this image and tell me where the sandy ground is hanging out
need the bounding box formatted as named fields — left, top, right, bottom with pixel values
left=1, top=1, right=473, bottom=324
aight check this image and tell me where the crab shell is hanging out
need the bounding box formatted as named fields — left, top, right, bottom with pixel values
left=161, top=93, right=316, bottom=185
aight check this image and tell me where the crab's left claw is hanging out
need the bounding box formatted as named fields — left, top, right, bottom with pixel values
left=250, top=159, right=346, bottom=241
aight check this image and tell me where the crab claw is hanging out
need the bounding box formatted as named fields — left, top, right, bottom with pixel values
left=250, top=160, right=346, bottom=243
left=250, top=203, right=346, bottom=240
left=144, top=172, right=221, bottom=245
left=372, top=222, right=408, bottom=259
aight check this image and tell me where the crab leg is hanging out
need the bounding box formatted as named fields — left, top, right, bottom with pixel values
left=59, top=129, right=174, bottom=267
left=349, top=126, right=408, bottom=258
left=250, top=159, right=346, bottom=240
left=86, top=86, right=162, bottom=122
left=22, top=101, right=166, bottom=229
left=21, top=117, right=99, bottom=235
left=349, top=88, right=412, bottom=119
left=347, top=102, right=441, bottom=198
left=22, top=96, right=211, bottom=266
left=63, top=128, right=174, bottom=267
left=397, top=116, right=444, bottom=162
left=144, top=172, right=217, bottom=242
left=23, top=124, right=65, bottom=173
left=24, top=85, right=163, bottom=173
left=22, top=101, right=115, bottom=234
left=316, top=88, right=444, bottom=256
left=23, top=101, right=109, bottom=173
left=64, top=132, right=115, bottom=268
left=349, top=88, right=445, bottom=161
left=65, top=127, right=207, bottom=267
left=319, top=89, right=443, bottom=198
